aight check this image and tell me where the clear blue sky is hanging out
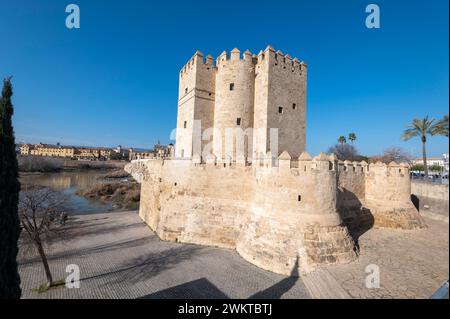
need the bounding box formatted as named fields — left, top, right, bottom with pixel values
left=0, top=0, right=448, bottom=157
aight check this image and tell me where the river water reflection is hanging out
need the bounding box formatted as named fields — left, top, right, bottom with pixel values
left=19, top=171, right=115, bottom=215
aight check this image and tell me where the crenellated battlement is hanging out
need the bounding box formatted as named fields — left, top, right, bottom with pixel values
left=256, top=45, right=307, bottom=76
left=179, top=46, right=307, bottom=77
left=214, top=48, right=256, bottom=69
left=176, top=46, right=308, bottom=159
left=181, top=151, right=413, bottom=178
left=179, top=50, right=217, bottom=78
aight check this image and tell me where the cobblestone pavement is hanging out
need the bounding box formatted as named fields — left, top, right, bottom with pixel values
left=18, top=212, right=448, bottom=299
left=322, top=217, right=449, bottom=299
left=18, top=211, right=311, bottom=299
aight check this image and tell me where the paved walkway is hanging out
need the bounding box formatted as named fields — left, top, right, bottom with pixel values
left=18, top=211, right=311, bottom=299
left=18, top=211, right=448, bottom=299
left=320, top=217, right=449, bottom=299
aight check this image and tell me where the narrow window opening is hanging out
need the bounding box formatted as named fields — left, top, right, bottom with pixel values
left=292, top=103, right=297, bottom=110
left=229, top=83, right=234, bottom=91
left=298, top=195, right=302, bottom=202
left=278, top=106, right=283, bottom=114
left=185, top=88, right=188, bottom=94
left=183, top=121, right=187, bottom=128
left=174, top=182, right=177, bottom=186
left=237, top=118, right=241, bottom=126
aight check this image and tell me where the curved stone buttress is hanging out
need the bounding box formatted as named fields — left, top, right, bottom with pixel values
left=126, top=153, right=359, bottom=276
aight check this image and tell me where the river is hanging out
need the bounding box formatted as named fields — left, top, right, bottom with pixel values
left=19, top=171, right=116, bottom=215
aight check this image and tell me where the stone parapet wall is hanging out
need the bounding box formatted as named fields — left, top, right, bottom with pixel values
left=126, top=154, right=425, bottom=275
left=411, top=181, right=449, bottom=201
left=411, top=181, right=449, bottom=223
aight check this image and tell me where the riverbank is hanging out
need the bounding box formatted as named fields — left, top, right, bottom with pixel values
left=76, top=170, right=140, bottom=210
left=19, top=167, right=139, bottom=214
left=18, top=155, right=127, bottom=173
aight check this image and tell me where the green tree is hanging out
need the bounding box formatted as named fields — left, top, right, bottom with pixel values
left=429, top=164, right=443, bottom=172
left=348, top=132, right=357, bottom=144
left=338, top=136, right=346, bottom=145
left=431, top=114, right=449, bottom=137
left=410, top=164, right=425, bottom=172
left=402, top=116, right=436, bottom=177
left=0, top=77, right=22, bottom=299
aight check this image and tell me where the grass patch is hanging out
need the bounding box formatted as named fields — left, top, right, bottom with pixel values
left=32, top=279, right=66, bottom=294
left=77, top=181, right=141, bottom=210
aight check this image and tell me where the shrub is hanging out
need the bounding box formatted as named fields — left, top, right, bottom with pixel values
left=327, top=144, right=360, bottom=161
left=18, top=156, right=63, bottom=172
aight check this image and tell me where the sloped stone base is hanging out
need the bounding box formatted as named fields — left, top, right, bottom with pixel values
left=236, top=223, right=358, bottom=276
left=371, top=205, right=426, bottom=230
left=302, top=224, right=358, bottom=271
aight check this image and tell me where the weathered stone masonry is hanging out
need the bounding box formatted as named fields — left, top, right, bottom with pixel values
left=125, top=46, right=425, bottom=275
left=126, top=155, right=425, bottom=275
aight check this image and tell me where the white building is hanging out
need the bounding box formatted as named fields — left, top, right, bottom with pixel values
left=413, top=154, right=448, bottom=171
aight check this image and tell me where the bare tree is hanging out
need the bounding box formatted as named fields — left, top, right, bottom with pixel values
left=18, top=184, right=67, bottom=287
left=371, top=147, right=413, bottom=165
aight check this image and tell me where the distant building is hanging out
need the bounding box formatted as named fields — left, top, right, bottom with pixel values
left=74, top=148, right=112, bottom=160
left=19, top=144, right=31, bottom=155
left=128, top=142, right=174, bottom=161
left=154, top=141, right=174, bottom=158
left=19, top=143, right=114, bottom=160
left=443, top=153, right=449, bottom=171
left=113, top=145, right=130, bottom=160
left=27, top=143, right=76, bottom=158
left=412, top=155, right=448, bottom=171
left=128, top=149, right=153, bottom=161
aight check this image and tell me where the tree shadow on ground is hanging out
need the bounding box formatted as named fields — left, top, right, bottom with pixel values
left=248, top=258, right=299, bottom=299
left=82, top=244, right=205, bottom=285
left=18, top=213, right=149, bottom=265
left=139, top=278, right=229, bottom=299
left=60, top=219, right=144, bottom=241
left=337, top=188, right=375, bottom=251
left=137, top=258, right=303, bottom=299
left=18, top=236, right=155, bottom=265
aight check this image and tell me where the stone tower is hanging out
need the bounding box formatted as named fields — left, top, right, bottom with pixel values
left=175, top=50, right=215, bottom=158
left=175, top=45, right=307, bottom=161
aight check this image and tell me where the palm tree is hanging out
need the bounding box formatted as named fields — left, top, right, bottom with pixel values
left=431, top=114, right=449, bottom=137
left=402, top=116, right=436, bottom=177
left=338, top=136, right=346, bottom=145
left=348, top=132, right=357, bottom=144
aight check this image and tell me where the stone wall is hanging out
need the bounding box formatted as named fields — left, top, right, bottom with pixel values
left=411, top=181, right=449, bottom=223
left=127, top=154, right=426, bottom=276
left=176, top=51, right=216, bottom=158
left=128, top=154, right=360, bottom=275
left=365, top=162, right=425, bottom=229
left=213, top=49, right=255, bottom=160
left=264, top=46, right=307, bottom=158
